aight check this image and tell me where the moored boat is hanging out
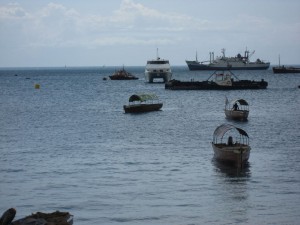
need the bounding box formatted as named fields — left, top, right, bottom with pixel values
left=109, top=66, right=138, bottom=80
left=186, top=48, right=270, bottom=70
left=212, top=124, right=251, bottom=167
left=123, top=93, right=163, bottom=113
left=225, top=98, right=249, bottom=121
left=272, top=55, right=300, bottom=74
left=165, top=70, right=268, bottom=90
left=145, top=49, right=172, bottom=83
left=272, top=65, right=300, bottom=74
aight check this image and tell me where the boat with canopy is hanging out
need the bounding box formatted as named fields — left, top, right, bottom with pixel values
left=212, top=124, right=251, bottom=167
left=225, top=98, right=249, bottom=121
left=123, top=93, right=163, bottom=113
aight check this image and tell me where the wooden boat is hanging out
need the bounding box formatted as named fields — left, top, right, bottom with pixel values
left=212, top=124, right=251, bottom=167
left=225, top=98, right=249, bottom=121
left=123, top=93, right=163, bottom=113
left=109, top=66, right=138, bottom=80
left=165, top=70, right=268, bottom=90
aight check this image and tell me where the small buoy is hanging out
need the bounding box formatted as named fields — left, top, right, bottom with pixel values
left=35, top=84, right=40, bottom=89
left=103, top=77, right=107, bottom=80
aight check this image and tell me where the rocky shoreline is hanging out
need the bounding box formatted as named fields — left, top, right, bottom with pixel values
left=0, top=208, right=73, bottom=225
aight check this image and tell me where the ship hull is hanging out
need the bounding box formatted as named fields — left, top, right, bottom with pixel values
left=186, top=61, right=270, bottom=71
left=165, top=80, right=268, bottom=90
left=225, top=109, right=249, bottom=121
left=212, top=143, right=251, bottom=166
left=145, top=71, right=172, bottom=83
left=272, top=67, right=300, bottom=73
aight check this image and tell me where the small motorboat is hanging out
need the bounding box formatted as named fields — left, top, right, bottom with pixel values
left=109, top=66, right=138, bottom=80
left=212, top=124, right=251, bottom=167
left=224, top=98, right=249, bottom=121
left=123, top=93, right=163, bottom=113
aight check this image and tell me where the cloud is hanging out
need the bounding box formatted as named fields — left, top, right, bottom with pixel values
left=0, top=3, right=30, bottom=19
left=1, top=0, right=299, bottom=65
left=0, top=0, right=201, bottom=49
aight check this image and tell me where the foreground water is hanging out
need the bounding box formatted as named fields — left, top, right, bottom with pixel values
left=1, top=66, right=299, bottom=225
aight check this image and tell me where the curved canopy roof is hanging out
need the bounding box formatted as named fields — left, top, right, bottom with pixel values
left=213, top=123, right=249, bottom=138
left=129, top=93, right=159, bottom=102
left=231, top=99, right=249, bottom=106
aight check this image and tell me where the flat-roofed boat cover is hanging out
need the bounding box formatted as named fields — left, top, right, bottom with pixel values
left=213, top=124, right=249, bottom=138
left=129, top=93, right=159, bottom=102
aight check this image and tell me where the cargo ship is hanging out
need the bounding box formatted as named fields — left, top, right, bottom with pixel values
left=186, top=48, right=270, bottom=70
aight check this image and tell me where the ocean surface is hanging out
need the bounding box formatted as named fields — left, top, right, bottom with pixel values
left=1, top=66, right=299, bottom=225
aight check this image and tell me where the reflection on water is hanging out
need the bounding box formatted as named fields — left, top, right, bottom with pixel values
left=212, top=158, right=252, bottom=179
left=212, top=158, right=251, bottom=224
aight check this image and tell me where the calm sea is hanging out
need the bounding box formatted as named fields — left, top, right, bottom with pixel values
left=1, top=66, right=300, bottom=225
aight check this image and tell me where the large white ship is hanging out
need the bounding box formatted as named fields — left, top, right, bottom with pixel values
left=186, top=48, right=270, bottom=70
left=145, top=50, right=172, bottom=83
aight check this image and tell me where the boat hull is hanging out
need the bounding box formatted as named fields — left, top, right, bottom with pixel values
left=212, top=143, right=251, bottom=166
left=165, top=80, right=268, bottom=90
left=225, top=109, right=249, bottom=121
left=123, top=103, right=163, bottom=113
left=272, top=67, right=300, bottom=74
left=186, top=61, right=270, bottom=71
left=145, top=71, right=172, bottom=83
left=109, top=76, right=138, bottom=80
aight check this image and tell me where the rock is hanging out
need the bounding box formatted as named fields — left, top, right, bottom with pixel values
left=0, top=208, right=16, bottom=225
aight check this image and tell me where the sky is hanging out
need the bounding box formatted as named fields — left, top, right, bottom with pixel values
left=0, top=0, right=300, bottom=67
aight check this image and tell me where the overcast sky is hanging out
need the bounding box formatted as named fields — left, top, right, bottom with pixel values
left=1, top=0, right=299, bottom=67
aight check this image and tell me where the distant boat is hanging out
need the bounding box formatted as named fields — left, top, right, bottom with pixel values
left=225, top=98, right=249, bottom=121
left=212, top=124, right=251, bottom=167
left=145, top=49, right=172, bottom=83
left=186, top=48, right=270, bottom=70
left=272, top=55, right=300, bottom=73
left=123, top=93, right=163, bottom=113
left=109, top=66, right=138, bottom=80
left=165, top=70, right=268, bottom=90
left=272, top=66, right=300, bottom=73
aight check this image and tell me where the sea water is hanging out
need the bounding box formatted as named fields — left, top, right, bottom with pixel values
left=1, top=67, right=300, bottom=224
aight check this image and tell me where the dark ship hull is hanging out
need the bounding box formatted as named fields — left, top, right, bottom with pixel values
left=165, top=80, right=268, bottom=90
left=109, top=76, right=138, bottom=80
left=272, top=66, right=300, bottom=74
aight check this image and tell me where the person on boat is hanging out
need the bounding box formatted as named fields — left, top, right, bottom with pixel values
left=233, top=102, right=239, bottom=110
left=227, top=136, right=233, bottom=146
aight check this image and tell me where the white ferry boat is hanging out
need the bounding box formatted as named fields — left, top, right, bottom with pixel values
left=145, top=50, right=172, bottom=83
